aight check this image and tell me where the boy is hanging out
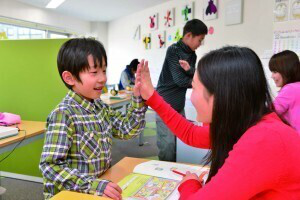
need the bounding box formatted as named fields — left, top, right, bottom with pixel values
left=39, top=38, right=147, bottom=199
left=156, top=19, right=207, bottom=161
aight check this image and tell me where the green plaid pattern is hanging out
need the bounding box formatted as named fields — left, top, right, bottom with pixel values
left=39, top=90, right=147, bottom=199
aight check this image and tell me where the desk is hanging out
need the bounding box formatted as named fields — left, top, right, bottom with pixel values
left=51, top=157, right=148, bottom=200
left=101, top=91, right=144, bottom=146
left=101, top=91, right=132, bottom=111
left=0, top=121, right=45, bottom=187
left=0, top=120, right=45, bottom=154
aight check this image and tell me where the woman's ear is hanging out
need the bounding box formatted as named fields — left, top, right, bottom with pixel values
left=62, top=71, right=75, bottom=86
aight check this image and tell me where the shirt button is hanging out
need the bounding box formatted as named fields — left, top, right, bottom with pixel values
left=90, top=133, right=94, bottom=137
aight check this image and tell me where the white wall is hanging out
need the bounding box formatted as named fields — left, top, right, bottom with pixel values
left=0, top=0, right=90, bottom=35
left=90, top=22, right=108, bottom=49
left=107, top=0, right=300, bottom=87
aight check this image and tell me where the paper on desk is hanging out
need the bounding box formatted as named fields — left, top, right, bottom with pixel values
left=133, top=160, right=209, bottom=181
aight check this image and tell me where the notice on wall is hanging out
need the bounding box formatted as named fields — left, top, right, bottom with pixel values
left=273, top=29, right=300, bottom=55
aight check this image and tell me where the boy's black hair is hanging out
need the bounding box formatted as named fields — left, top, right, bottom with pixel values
left=57, top=38, right=107, bottom=89
left=183, top=19, right=208, bottom=36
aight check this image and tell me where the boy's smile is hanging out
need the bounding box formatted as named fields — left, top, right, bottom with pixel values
left=72, top=55, right=107, bottom=101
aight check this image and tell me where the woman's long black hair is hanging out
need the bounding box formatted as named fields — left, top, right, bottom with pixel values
left=198, top=46, right=274, bottom=182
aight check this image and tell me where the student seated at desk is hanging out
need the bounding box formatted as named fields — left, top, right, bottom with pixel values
left=118, top=59, right=139, bottom=90
left=269, top=50, right=300, bottom=133
left=39, top=38, right=147, bottom=200
left=135, top=47, right=300, bottom=199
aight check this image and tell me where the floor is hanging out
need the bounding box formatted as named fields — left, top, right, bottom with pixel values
left=0, top=110, right=158, bottom=200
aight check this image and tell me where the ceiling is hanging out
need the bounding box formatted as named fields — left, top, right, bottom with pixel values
left=16, top=0, right=172, bottom=22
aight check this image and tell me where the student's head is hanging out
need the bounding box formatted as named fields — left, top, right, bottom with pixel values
left=269, top=50, right=300, bottom=87
left=57, top=38, right=107, bottom=101
left=182, top=19, right=208, bottom=51
left=126, top=59, right=139, bottom=74
left=191, top=46, right=273, bottom=182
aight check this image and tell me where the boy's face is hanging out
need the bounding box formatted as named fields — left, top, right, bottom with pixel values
left=185, top=33, right=205, bottom=51
left=72, top=55, right=107, bottom=101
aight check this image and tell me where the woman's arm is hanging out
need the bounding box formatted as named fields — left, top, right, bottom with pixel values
left=147, top=91, right=210, bottom=149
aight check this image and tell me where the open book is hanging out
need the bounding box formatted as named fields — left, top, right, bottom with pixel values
left=118, top=160, right=209, bottom=200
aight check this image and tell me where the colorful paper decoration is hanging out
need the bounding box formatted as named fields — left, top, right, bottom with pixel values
left=208, top=26, right=214, bottom=35
left=149, top=13, right=158, bottom=30
left=157, top=31, right=166, bottom=49
left=166, top=31, right=174, bottom=47
left=203, top=0, right=218, bottom=20
left=174, top=28, right=183, bottom=42
left=143, top=34, right=151, bottom=50
left=164, top=8, right=175, bottom=28
left=181, top=2, right=194, bottom=23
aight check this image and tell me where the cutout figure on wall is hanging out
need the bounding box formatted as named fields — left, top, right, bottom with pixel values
left=182, top=5, right=192, bottom=21
left=164, top=9, right=175, bottom=27
left=158, top=34, right=165, bottom=48
left=143, top=34, right=151, bottom=49
left=174, top=28, right=182, bottom=42
left=206, top=0, right=217, bottom=15
left=149, top=13, right=158, bottom=30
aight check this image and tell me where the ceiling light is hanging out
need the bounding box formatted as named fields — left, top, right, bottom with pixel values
left=46, top=0, right=65, bottom=9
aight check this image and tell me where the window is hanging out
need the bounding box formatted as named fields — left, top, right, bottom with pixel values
left=0, top=22, right=70, bottom=40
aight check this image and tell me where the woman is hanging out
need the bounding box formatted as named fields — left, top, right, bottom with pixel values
left=118, top=58, right=139, bottom=90
left=269, top=50, right=300, bottom=133
left=135, top=46, right=300, bottom=199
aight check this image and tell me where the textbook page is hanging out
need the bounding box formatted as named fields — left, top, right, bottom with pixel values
left=119, top=173, right=179, bottom=200
left=133, top=160, right=209, bottom=181
left=118, top=160, right=209, bottom=200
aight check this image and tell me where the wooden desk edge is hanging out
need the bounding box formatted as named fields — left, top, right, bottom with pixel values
left=0, top=120, right=45, bottom=148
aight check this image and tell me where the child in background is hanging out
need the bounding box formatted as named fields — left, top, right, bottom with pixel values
left=39, top=38, right=147, bottom=200
left=269, top=50, right=300, bottom=133
left=135, top=46, right=300, bottom=199
left=118, top=58, right=139, bottom=90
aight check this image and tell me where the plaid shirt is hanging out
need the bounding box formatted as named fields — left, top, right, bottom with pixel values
left=39, top=90, right=147, bottom=199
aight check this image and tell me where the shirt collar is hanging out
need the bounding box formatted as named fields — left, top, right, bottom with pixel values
left=66, top=90, right=102, bottom=113
left=178, top=39, right=194, bottom=53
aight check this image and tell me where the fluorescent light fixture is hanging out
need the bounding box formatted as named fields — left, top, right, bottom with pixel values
left=46, top=0, right=65, bottom=9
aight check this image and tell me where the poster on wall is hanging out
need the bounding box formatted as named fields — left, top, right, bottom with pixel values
left=181, top=2, right=194, bottom=24
left=143, top=33, right=151, bottom=50
left=154, top=31, right=166, bottom=49
left=290, top=0, right=300, bottom=20
left=149, top=13, right=159, bottom=31
left=225, top=0, right=243, bottom=25
left=274, top=0, right=289, bottom=22
left=203, top=0, right=218, bottom=21
left=164, top=8, right=175, bottom=28
left=273, top=29, right=300, bottom=55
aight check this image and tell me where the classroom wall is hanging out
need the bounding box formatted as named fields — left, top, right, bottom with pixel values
left=106, top=0, right=300, bottom=88
left=0, top=0, right=90, bottom=35
left=91, top=21, right=108, bottom=49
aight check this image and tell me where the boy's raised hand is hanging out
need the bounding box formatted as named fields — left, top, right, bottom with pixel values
left=179, top=60, right=190, bottom=71
left=135, top=60, right=155, bottom=100
left=103, top=182, right=122, bottom=200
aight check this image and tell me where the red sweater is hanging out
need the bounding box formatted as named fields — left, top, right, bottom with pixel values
left=146, top=91, right=300, bottom=200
